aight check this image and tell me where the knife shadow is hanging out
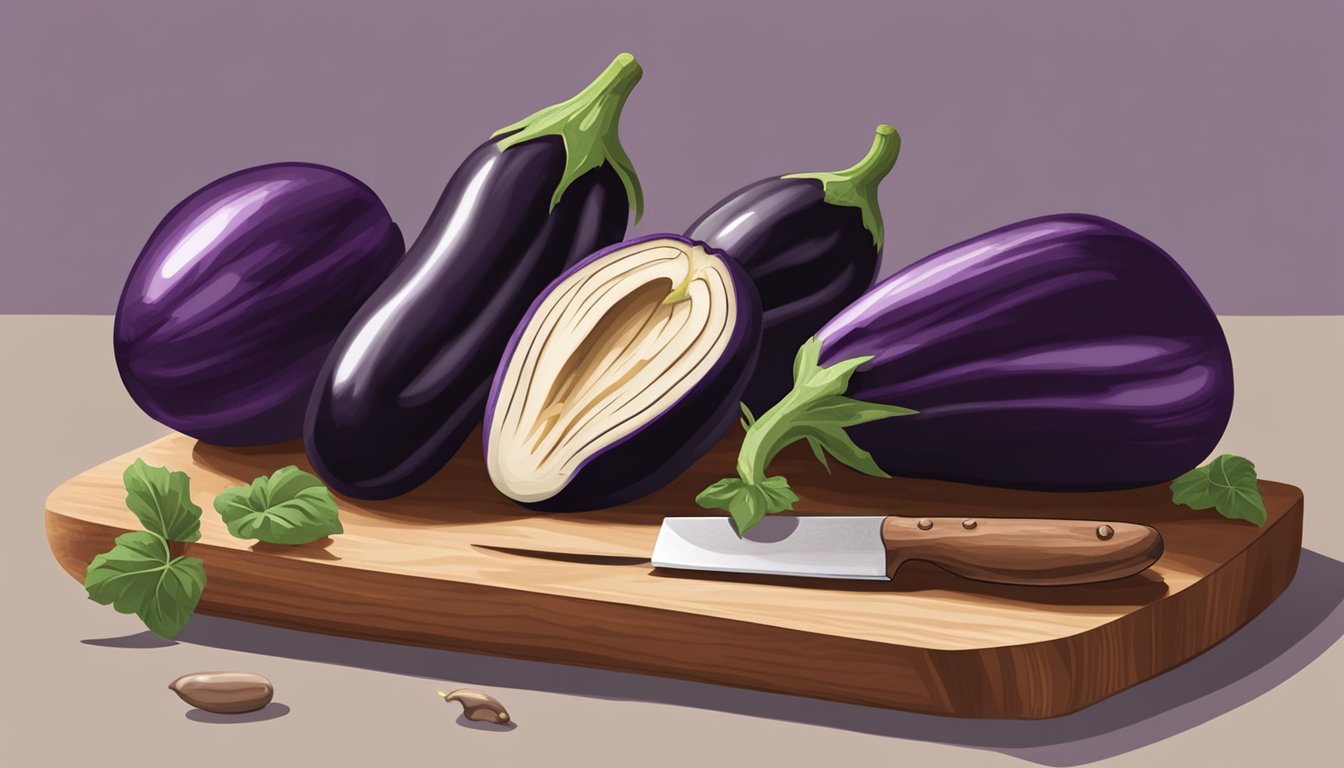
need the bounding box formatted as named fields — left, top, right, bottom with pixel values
left=648, top=561, right=1171, bottom=606
left=470, top=544, right=1170, bottom=605
left=168, top=548, right=1344, bottom=766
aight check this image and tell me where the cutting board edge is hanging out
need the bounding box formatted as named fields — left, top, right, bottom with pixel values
left=45, top=484, right=1304, bottom=719
left=44, top=468, right=1305, bottom=648
left=999, top=492, right=1303, bottom=718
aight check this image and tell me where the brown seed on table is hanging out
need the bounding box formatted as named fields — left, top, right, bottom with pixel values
left=439, top=689, right=511, bottom=725
left=169, top=672, right=273, bottom=714
left=917, top=518, right=933, bottom=530
left=1096, top=524, right=1115, bottom=540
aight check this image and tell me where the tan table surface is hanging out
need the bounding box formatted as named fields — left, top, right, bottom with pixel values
left=2, top=315, right=1341, bottom=768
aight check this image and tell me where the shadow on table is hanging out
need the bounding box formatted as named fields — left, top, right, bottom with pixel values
left=185, top=702, right=291, bottom=724
left=161, top=548, right=1342, bottom=766
left=82, top=632, right=178, bottom=649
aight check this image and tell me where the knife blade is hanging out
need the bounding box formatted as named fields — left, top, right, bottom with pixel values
left=477, top=515, right=1165, bottom=586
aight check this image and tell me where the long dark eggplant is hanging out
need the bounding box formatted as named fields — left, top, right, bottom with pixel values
left=698, top=214, right=1234, bottom=534
left=685, top=125, right=899, bottom=411
left=305, top=54, right=644, bottom=499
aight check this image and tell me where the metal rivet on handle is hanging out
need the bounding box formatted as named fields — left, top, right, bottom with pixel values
left=1096, top=524, right=1115, bottom=540
left=961, top=519, right=977, bottom=530
left=917, top=518, right=934, bottom=531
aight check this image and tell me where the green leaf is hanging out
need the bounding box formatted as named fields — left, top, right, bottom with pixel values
left=695, top=476, right=797, bottom=535
left=214, top=466, right=343, bottom=545
left=84, top=531, right=205, bottom=639
left=791, top=338, right=818, bottom=385
left=810, top=360, right=866, bottom=394
left=739, top=402, right=756, bottom=427
left=805, top=396, right=918, bottom=427
left=787, top=339, right=880, bottom=400
left=695, top=478, right=745, bottom=509
left=797, top=353, right=873, bottom=396
left=756, top=476, right=799, bottom=512
left=806, top=437, right=831, bottom=473
left=801, top=425, right=891, bottom=479
left=1170, top=454, right=1267, bottom=526
left=738, top=401, right=757, bottom=432
left=727, top=492, right=766, bottom=537
left=122, top=458, right=201, bottom=543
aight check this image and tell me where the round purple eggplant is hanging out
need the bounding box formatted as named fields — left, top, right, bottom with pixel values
left=485, top=234, right=762, bottom=511
left=699, top=214, right=1234, bottom=533
left=685, top=125, right=900, bottom=411
left=113, top=163, right=404, bottom=446
left=305, top=54, right=644, bottom=499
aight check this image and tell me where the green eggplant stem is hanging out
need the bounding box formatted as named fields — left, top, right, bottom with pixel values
left=492, top=53, right=645, bottom=221
left=783, top=124, right=901, bottom=249
left=695, top=337, right=916, bottom=535
left=735, top=386, right=811, bottom=486
left=839, top=124, right=901, bottom=187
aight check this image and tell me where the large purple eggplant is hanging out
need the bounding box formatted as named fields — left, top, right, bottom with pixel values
left=306, top=54, right=643, bottom=499
left=485, top=234, right=761, bottom=511
left=699, top=214, right=1234, bottom=534
left=685, top=125, right=899, bottom=411
left=114, top=163, right=404, bottom=446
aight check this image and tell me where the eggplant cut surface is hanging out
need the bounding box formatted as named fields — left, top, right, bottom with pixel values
left=487, top=236, right=758, bottom=508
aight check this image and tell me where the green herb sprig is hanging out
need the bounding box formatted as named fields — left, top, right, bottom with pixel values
left=1170, top=454, right=1267, bottom=526
left=84, top=461, right=342, bottom=638
left=214, top=465, right=342, bottom=545
left=84, top=460, right=206, bottom=639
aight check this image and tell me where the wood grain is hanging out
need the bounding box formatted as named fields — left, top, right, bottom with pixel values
left=44, top=431, right=1303, bottom=718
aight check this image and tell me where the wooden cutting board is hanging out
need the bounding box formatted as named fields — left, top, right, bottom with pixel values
left=45, top=431, right=1303, bottom=719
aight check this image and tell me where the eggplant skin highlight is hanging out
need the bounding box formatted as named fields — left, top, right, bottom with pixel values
left=686, top=125, right=900, bottom=411
left=697, top=213, right=1233, bottom=534
left=114, top=162, right=404, bottom=446
left=485, top=234, right=762, bottom=511
left=305, top=54, right=643, bottom=499
left=825, top=213, right=1235, bottom=491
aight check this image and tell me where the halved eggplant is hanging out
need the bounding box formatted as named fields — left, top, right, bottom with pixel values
left=485, top=234, right=761, bottom=510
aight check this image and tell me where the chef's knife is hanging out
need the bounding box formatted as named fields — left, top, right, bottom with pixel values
left=479, top=515, right=1165, bottom=586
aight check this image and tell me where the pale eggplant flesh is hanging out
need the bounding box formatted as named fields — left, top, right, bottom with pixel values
left=485, top=234, right=761, bottom=511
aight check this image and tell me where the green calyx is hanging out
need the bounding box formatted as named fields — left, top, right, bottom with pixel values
left=493, top=53, right=645, bottom=222
left=695, top=337, right=916, bottom=535
left=783, top=124, right=900, bottom=249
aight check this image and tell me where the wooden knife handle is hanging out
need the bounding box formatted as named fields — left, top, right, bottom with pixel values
left=881, top=516, right=1164, bottom=586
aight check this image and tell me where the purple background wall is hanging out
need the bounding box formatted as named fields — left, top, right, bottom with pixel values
left=2, top=0, right=1340, bottom=314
